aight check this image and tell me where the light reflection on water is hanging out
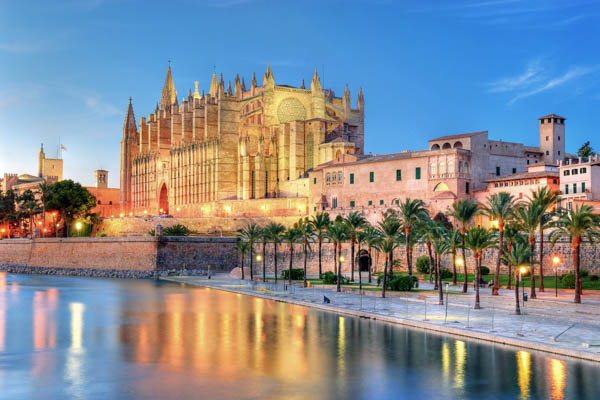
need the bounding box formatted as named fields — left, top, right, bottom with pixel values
left=0, top=273, right=596, bottom=400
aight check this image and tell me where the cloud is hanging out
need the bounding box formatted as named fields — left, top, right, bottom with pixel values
left=487, top=59, right=544, bottom=93
left=0, top=41, right=43, bottom=54
left=508, top=66, right=597, bottom=104
left=84, top=95, right=120, bottom=115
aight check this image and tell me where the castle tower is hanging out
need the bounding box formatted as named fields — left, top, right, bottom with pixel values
left=38, top=143, right=45, bottom=178
left=95, top=170, right=108, bottom=189
left=120, top=98, right=138, bottom=212
left=539, top=114, right=566, bottom=164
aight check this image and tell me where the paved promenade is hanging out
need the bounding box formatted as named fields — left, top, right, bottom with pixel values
left=162, top=274, right=600, bottom=362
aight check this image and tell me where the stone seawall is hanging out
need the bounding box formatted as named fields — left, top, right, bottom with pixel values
left=250, top=236, right=600, bottom=278
left=0, top=236, right=238, bottom=278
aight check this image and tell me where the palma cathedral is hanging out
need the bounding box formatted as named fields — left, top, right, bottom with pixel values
left=120, top=65, right=364, bottom=216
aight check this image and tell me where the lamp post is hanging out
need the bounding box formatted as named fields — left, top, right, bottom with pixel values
left=75, top=221, right=82, bottom=237
left=519, top=266, right=528, bottom=303
left=552, top=256, right=561, bottom=298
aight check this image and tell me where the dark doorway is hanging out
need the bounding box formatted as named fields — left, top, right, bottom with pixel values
left=358, top=249, right=371, bottom=272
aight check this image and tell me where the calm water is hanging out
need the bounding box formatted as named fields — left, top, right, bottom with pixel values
left=0, top=273, right=598, bottom=399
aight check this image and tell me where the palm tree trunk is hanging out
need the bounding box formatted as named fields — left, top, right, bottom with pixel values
left=390, top=249, right=394, bottom=274
left=539, top=226, right=545, bottom=292
left=368, top=245, right=372, bottom=283
left=406, top=228, right=412, bottom=275
left=474, top=254, right=481, bottom=309
left=358, top=242, right=362, bottom=293
left=337, top=243, right=342, bottom=293
left=382, top=256, right=388, bottom=298
left=274, top=243, right=278, bottom=283
left=529, top=236, right=537, bottom=299
left=506, top=243, right=512, bottom=289
left=250, top=246, right=254, bottom=281
left=350, top=238, right=355, bottom=282
left=288, top=245, right=293, bottom=285
left=438, top=255, right=443, bottom=305
left=433, top=253, right=439, bottom=290
left=303, top=240, right=308, bottom=288
left=241, top=252, right=245, bottom=280
left=318, top=238, right=322, bottom=277
left=574, top=237, right=581, bottom=304
left=427, top=242, right=434, bottom=283
left=452, top=252, right=457, bottom=285
left=461, top=232, right=468, bottom=293
left=263, top=242, right=267, bottom=282
left=493, top=225, right=503, bottom=296
left=514, top=268, right=520, bottom=315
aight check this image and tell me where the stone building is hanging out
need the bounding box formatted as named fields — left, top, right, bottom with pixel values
left=120, top=65, right=364, bottom=217
left=1, top=144, right=63, bottom=195
left=85, top=170, right=120, bottom=218
left=558, top=155, right=600, bottom=211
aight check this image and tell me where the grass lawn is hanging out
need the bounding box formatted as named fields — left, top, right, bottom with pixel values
left=443, top=273, right=600, bottom=291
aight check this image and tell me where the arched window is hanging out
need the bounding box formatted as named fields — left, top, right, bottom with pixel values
left=338, top=171, right=343, bottom=181
left=442, top=142, right=451, bottom=149
left=439, top=161, right=446, bottom=174
left=431, top=144, right=440, bottom=150
left=332, top=173, right=336, bottom=181
left=458, top=161, right=463, bottom=173
left=433, top=182, right=450, bottom=192
left=430, top=162, right=437, bottom=175
left=454, top=141, right=463, bottom=149
left=448, top=160, right=455, bottom=173
left=464, top=161, right=469, bottom=173
left=326, top=173, right=330, bottom=182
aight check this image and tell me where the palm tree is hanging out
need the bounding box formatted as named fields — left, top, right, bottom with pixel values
left=481, top=192, right=517, bottom=295
left=502, top=241, right=534, bottom=314
left=502, top=223, right=521, bottom=289
left=364, top=225, right=381, bottom=283
left=236, top=239, right=249, bottom=280
left=326, top=221, right=349, bottom=292
left=530, top=187, right=559, bottom=292
left=281, top=228, right=302, bottom=285
left=260, top=229, right=269, bottom=282
left=464, top=227, right=496, bottom=309
left=550, top=205, right=600, bottom=303
left=419, top=218, right=443, bottom=284
left=240, top=223, right=262, bottom=281
left=297, top=218, right=314, bottom=288
left=513, top=202, right=544, bottom=299
left=449, top=199, right=479, bottom=293
left=397, top=198, right=429, bottom=275
left=356, top=229, right=369, bottom=292
left=447, top=228, right=462, bottom=285
left=431, top=230, right=450, bottom=305
left=264, top=222, right=286, bottom=284
left=344, top=211, right=367, bottom=282
left=377, top=214, right=402, bottom=298
left=310, top=212, right=331, bottom=277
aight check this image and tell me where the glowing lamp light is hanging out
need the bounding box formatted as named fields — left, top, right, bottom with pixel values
left=52, top=212, right=56, bottom=217
left=129, top=212, right=133, bottom=216
left=519, top=266, right=528, bottom=274
left=1, top=228, right=5, bottom=233
left=256, top=255, right=262, bottom=262
left=339, top=256, right=345, bottom=262
left=37, top=221, right=42, bottom=226
left=490, top=220, right=499, bottom=228
left=261, top=205, right=266, bottom=210
left=56, top=224, right=60, bottom=227
left=43, top=228, right=47, bottom=233
left=119, top=213, right=124, bottom=218
left=176, top=207, right=181, bottom=212
left=456, top=258, right=464, bottom=266
left=552, top=256, right=561, bottom=265
left=75, top=222, right=82, bottom=230
left=225, top=206, right=231, bottom=212
left=159, top=208, right=164, bottom=213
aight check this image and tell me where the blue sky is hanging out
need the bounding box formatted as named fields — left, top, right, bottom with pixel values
left=1, top=0, right=599, bottom=187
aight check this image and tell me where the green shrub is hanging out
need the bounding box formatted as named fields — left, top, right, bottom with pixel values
left=416, top=256, right=430, bottom=274
left=581, top=270, right=589, bottom=278
left=320, top=271, right=336, bottom=284
left=480, top=266, right=490, bottom=276
left=440, top=269, right=453, bottom=280
left=590, top=275, right=599, bottom=282
left=163, top=224, right=192, bottom=236
left=385, top=274, right=419, bottom=291
left=96, top=233, right=107, bottom=237
left=561, top=273, right=576, bottom=289
left=147, top=229, right=155, bottom=236
left=281, top=268, right=304, bottom=280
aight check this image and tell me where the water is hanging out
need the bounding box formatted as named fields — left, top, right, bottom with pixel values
left=0, top=273, right=598, bottom=399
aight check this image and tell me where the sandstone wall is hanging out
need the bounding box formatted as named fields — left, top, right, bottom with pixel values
left=0, top=236, right=238, bottom=277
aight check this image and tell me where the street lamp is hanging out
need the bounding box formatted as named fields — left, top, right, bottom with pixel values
left=339, top=256, right=345, bottom=263
left=519, top=266, right=528, bottom=303
left=256, top=255, right=262, bottom=262
left=75, top=222, right=82, bottom=237
left=552, top=256, right=561, bottom=298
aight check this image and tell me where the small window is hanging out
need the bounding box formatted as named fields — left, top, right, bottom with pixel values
left=368, top=200, right=373, bottom=206
left=338, top=171, right=342, bottom=181
left=519, top=193, right=523, bottom=199
left=553, top=179, right=557, bottom=184
left=565, top=184, right=569, bottom=194
left=573, top=183, right=577, bottom=194
left=458, top=161, right=463, bottom=173
left=350, top=201, right=355, bottom=208
left=582, top=182, right=586, bottom=192
left=564, top=170, right=570, bottom=176
left=416, top=167, right=421, bottom=180
left=558, top=136, right=561, bottom=141
left=350, top=173, right=354, bottom=184
left=465, top=182, right=470, bottom=194
left=379, top=200, right=384, bottom=205
left=395, top=199, right=399, bottom=205
left=572, top=169, right=578, bottom=175
left=496, top=166, right=501, bottom=176
left=98, top=200, right=102, bottom=205
left=558, top=151, right=561, bottom=156
left=546, top=136, right=549, bottom=141
left=512, top=168, right=516, bottom=174
left=527, top=160, right=530, bottom=165
left=546, top=151, right=549, bottom=155
left=547, top=118, right=552, bottom=123
left=580, top=168, right=586, bottom=174
left=109, top=201, right=113, bottom=205
left=313, top=177, right=317, bottom=184
left=396, top=169, right=402, bottom=181
left=369, top=171, right=374, bottom=183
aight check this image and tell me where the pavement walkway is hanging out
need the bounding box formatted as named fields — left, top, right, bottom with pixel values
left=162, top=274, right=600, bottom=362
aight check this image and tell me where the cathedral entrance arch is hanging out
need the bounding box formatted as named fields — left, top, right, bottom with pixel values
left=159, top=183, right=169, bottom=215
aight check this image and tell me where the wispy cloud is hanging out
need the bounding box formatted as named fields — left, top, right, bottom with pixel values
left=0, top=84, right=45, bottom=110
left=84, top=95, right=120, bottom=115
left=487, top=59, right=543, bottom=93
left=508, top=66, right=597, bottom=104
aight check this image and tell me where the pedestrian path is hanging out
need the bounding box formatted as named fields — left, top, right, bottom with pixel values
left=162, top=274, right=600, bottom=362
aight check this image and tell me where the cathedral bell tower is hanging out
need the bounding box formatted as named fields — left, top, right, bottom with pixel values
left=120, top=98, right=138, bottom=212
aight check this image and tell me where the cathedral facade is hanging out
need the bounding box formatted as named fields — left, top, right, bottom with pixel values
left=120, top=65, right=364, bottom=216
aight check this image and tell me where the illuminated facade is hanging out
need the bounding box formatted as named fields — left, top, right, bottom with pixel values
left=120, top=65, right=364, bottom=216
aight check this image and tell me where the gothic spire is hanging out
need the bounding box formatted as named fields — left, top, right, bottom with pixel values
left=209, top=71, right=218, bottom=98
left=251, top=72, right=257, bottom=89
left=357, top=87, right=364, bottom=111
left=227, top=80, right=233, bottom=96
left=193, top=81, right=201, bottom=99
left=161, top=65, right=177, bottom=108
left=300, top=79, right=305, bottom=89
left=311, top=67, right=322, bottom=92
left=123, top=98, right=137, bottom=136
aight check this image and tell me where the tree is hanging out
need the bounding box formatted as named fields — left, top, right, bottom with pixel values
left=344, top=211, right=367, bottom=282
left=577, top=141, right=595, bottom=158
left=326, top=221, right=349, bottom=292
left=530, top=187, right=559, bottom=293
left=502, top=241, right=534, bottom=315
left=464, top=227, right=496, bottom=309
left=502, top=223, right=522, bottom=289
left=263, top=222, right=286, bottom=284
left=447, top=228, right=462, bottom=285
left=296, top=218, right=314, bottom=288
left=240, top=223, right=262, bottom=281
left=431, top=229, right=450, bottom=305
left=363, top=225, right=381, bottom=283
left=449, top=199, right=479, bottom=293
left=550, top=205, right=600, bottom=303
left=376, top=213, right=402, bottom=298
left=397, top=198, right=429, bottom=275
left=260, top=228, right=269, bottom=282
left=17, top=190, right=41, bottom=235
left=481, top=192, right=517, bottom=295
left=0, top=190, right=17, bottom=238
left=42, top=180, right=96, bottom=237
left=236, top=239, right=249, bottom=281
left=281, top=228, right=302, bottom=285
left=310, top=212, right=331, bottom=277
left=513, top=202, right=544, bottom=299
left=418, top=218, right=444, bottom=285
